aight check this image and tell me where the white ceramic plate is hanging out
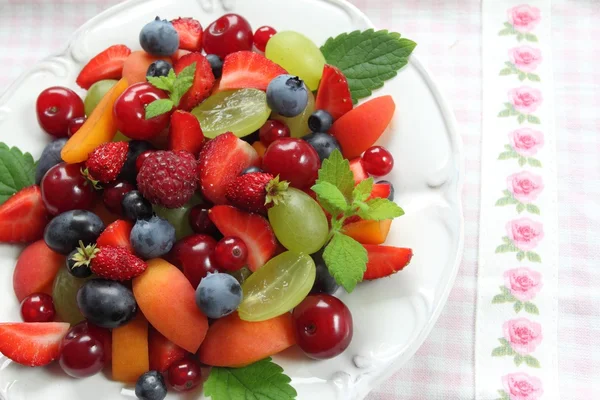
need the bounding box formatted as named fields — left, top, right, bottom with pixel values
left=0, top=0, right=464, bottom=399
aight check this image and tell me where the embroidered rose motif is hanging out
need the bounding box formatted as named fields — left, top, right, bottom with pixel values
left=492, top=318, right=542, bottom=367
left=496, top=218, right=543, bottom=262
left=507, top=5, right=541, bottom=33
left=509, top=128, right=544, bottom=157
left=505, top=267, right=542, bottom=302
left=498, top=373, right=544, bottom=400
left=508, top=87, right=543, bottom=114
left=509, top=46, right=542, bottom=72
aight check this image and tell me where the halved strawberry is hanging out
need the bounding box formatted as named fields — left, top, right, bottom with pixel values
left=0, top=186, right=49, bottom=243
left=171, top=18, right=203, bottom=52
left=0, top=322, right=70, bottom=366
left=209, top=205, right=277, bottom=271
left=174, top=52, right=215, bottom=111
left=149, top=328, right=187, bottom=372
left=363, top=245, right=413, bottom=280
left=315, top=64, right=353, bottom=120
left=96, top=220, right=133, bottom=252
left=349, top=158, right=368, bottom=185
left=218, top=51, right=287, bottom=91
left=76, top=45, right=131, bottom=90
left=198, top=132, right=260, bottom=204
left=169, top=110, right=205, bottom=156
left=369, top=182, right=392, bottom=200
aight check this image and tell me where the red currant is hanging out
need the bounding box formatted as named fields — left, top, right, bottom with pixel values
left=253, top=26, right=277, bottom=52
left=20, top=293, right=55, bottom=322
left=169, top=234, right=219, bottom=288
left=167, top=357, right=203, bottom=392
left=41, top=162, right=96, bottom=215
left=66, top=321, right=112, bottom=363
left=113, top=82, right=170, bottom=140
left=262, top=138, right=321, bottom=189
left=135, top=150, right=154, bottom=173
left=36, top=87, right=85, bottom=138
left=292, top=294, right=353, bottom=359
left=67, top=116, right=86, bottom=137
left=203, top=14, right=253, bottom=58
left=59, top=327, right=105, bottom=378
left=259, top=120, right=290, bottom=146
left=188, top=205, right=217, bottom=235
left=102, top=180, right=135, bottom=215
left=214, top=236, right=248, bottom=271
left=361, top=146, right=394, bottom=176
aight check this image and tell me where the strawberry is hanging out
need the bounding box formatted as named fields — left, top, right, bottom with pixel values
left=85, top=141, right=129, bottom=183
left=225, top=172, right=276, bottom=214
left=198, top=132, right=260, bottom=204
left=369, top=182, right=392, bottom=200
left=0, top=186, right=49, bottom=243
left=96, top=220, right=134, bottom=252
left=209, top=205, right=277, bottom=272
left=0, top=322, right=70, bottom=366
left=363, top=245, right=413, bottom=280
left=218, top=51, right=287, bottom=91
left=174, top=52, right=215, bottom=111
left=168, top=110, right=205, bottom=155
left=76, top=44, right=131, bottom=90
left=90, top=245, right=147, bottom=281
left=149, top=328, right=187, bottom=372
left=315, top=64, right=353, bottom=120
left=171, top=18, right=203, bottom=52
left=349, top=158, right=368, bottom=184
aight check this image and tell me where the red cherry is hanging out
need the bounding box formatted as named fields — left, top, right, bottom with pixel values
left=253, top=26, right=277, bottom=52
left=36, top=86, right=85, bottom=138
left=167, top=357, right=203, bottom=392
left=262, top=138, right=321, bottom=189
left=292, top=294, right=353, bottom=359
left=41, top=162, right=96, bottom=215
left=67, top=116, right=87, bottom=137
left=214, top=236, right=248, bottom=271
left=361, top=146, right=394, bottom=176
left=20, top=293, right=55, bottom=322
left=59, top=333, right=105, bottom=378
left=169, top=234, right=219, bottom=288
left=65, top=321, right=112, bottom=363
left=259, top=120, right=290, bottom=146
left=102, top=180, right=135, bottom=215
left=135, top=150, right=154, bottom=173
left=188, top=205, right=217, bottom=236
left=113, top=82, right=170, bottom=140
left=203, top=14, right=253, bottom=58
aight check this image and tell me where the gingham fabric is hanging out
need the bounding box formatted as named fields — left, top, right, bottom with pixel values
left=0, top=1, right=598, bottom=399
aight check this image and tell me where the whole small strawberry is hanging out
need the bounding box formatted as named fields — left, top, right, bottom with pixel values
left=85, top=142, right=129, bottom=183
left=225, top=173, right=288, bottom=214
left=90, top=245, right=147, bottom=281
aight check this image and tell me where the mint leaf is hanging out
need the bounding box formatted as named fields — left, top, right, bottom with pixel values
left=171, top=62, right=196, bottom=106
left=204, top=357, right=296, bottom=400
left=323, top=232, right=367, bottom=292
left=353, top=177, right=373, bottom=202
left=316, top=150, right=354, bottom=198
left=321, top=30, right=416, bottom=103
left=0, top=143, right=36, bottom=205
left=357, top=198, right=404, bottom=221
left=145, top=99, right=174, bottom=120
left=146, top=76, right=173, bottom=92
left=311, top=181, right=348, bottom=216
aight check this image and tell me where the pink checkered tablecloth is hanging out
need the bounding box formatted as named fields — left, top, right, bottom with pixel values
left=1, top=0, right=598, bottom=399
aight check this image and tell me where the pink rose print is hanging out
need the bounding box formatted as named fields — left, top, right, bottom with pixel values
left=509, top=128, right=544, bottom=157
left=508, top=87, right=543, bottom=114
left=507, top=171, right=544, bottom=203
left=506, top=218, right=544, bottom=251
left=503, top=318, right=543, bottom=355
left=501, top=373, right=544, bottom=400
left=507, top=5, right=541, bottom=33
left=504, top=267, right=542, bottom=302
left=509, top=46, right=542, bottom=72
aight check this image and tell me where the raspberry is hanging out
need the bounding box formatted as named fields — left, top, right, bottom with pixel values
left=85, top=142, right=129, bottom=183
left=137, top=150, right=198, bottom=208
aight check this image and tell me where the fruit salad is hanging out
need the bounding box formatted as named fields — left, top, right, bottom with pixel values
left=0, top=12, right=416, bottom=400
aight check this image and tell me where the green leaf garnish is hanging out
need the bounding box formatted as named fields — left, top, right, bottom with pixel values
left=145, top=62, right=197, bottom=119
left=315, top=149, right=354, bottom=199
left=144, top=99, right=174, bottom=120
left=0, top=143, right=36, bottom=205
left=311, top=181, right=347, bottom=216
left=323, top=231, right=368, bottom=292
left=357, top=197, right=405, bottom=221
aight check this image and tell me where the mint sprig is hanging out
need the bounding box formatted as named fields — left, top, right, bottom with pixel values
left=0, top=143, right=36, bottom=205
left=145, top=63, right=196, bottom=119
left=204, top=357, right=297, bottom=400
left=320, top=30, right=416, bottom=103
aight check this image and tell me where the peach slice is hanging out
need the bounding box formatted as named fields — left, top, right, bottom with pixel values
left=342, top=219, right=392, bottom=245
left=122, top=51, right=171, bottom=85
left=112, top=313, right=149, bottom=383
left=13, top=240, right=64, bottom=302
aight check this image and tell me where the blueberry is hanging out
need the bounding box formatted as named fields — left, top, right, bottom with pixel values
left=302, top=132, right=341, bottom=162
left=122, top=191, right=153, bottom=221
left=35, top=138, right=67, bottom=184
left=241, top=130, right=259, bottom=144
left=139, top=17, right=179, bottom=56
left=66, top=248, right=92, bottom=278
left=376, top=180, right=395, bottom=201
left=206, top=54, right=223, bottom=78
left=44, top=210, right=105, bottom=254
left=240, top=166, right=263, bottom=175
left=77, top=279, right=137, bottom=329
left=146, top=60, right=172, bottom=78
left=266, top=74, right=309, bottom=117
left=310, top=250, right=339, bottom=295
left=130, top=216, right=176, bottom=259
left=119, top=140, right=155, bottom=183
left=195, top=273, right=242, bottom=319
left=308, top=110, right=333, bottom=133
left=135, top=371, right=167, bottom=400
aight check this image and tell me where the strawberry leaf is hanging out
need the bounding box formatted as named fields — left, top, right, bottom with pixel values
left=0, top=143, right=36, bottom=205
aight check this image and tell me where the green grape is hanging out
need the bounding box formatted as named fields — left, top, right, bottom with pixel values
left=84, top=79, right=117, bottom=116
left=265, top=31, right=325, bottom=91
left=268, top=187, right=329, bottom=254
left=238, top=251, right=315, bottom=322
left=154, top=193, right=203, bottom=240
left=272, top=89, right=314, bottom=138
left=191, top=89, right=271, bottom=138
left=52, top=268, right=94, bottom=325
